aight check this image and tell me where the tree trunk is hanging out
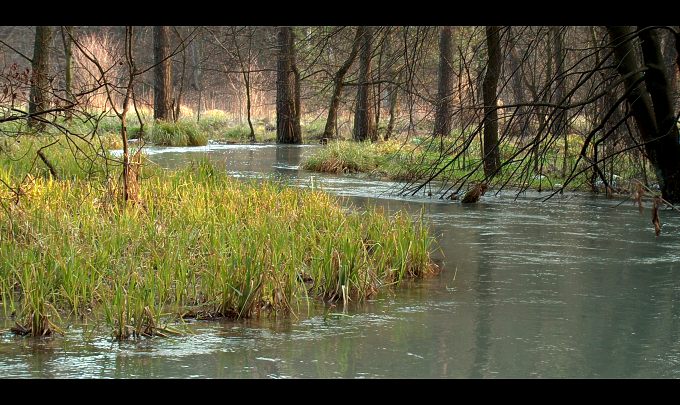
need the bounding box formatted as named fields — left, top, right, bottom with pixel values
left=60, top=26, right=74, bottom=120
left=551, top=27, right=568, bottom=179
left=28, top=26, right=52, bottom=129
left=190, top=39, right=203, bottom=122
left=385, top=73, right=400, bottom=141
left=293, top=61, right=302, bottom=139
left=174, top=42, right=186, bottom=122
left=121, top=26, right=137, bottom=204
left=661, top=27, right=678, bottom=110
left=531, top=30, right=553, bottom=176
left=323, top=27, right=362, bottom=139
left=245, top=72, right=255, bottom=141
left=153, top=26, right=173, bottom=121
left=607, top=26, right=680, bottom=202
left=482, top=26, right=501, bottom=177
left=276, top=26, right=302, bottom=144
left=507, top=27, right=529, bottom=138
left=433, top=26, right=454, bottom=137
left=231, top=27, right=256, bottom=141
left=353, top=26, right=377, bottom=142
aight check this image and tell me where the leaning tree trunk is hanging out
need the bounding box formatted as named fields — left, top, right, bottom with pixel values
left=353, top=26, right=377, bottom=142
left=153, top=26, right=173, bottom=121
left=433, top=26, right=454, bottom=138
left=276, top=26, right=302, bottom=144
left=323, top=27, right=362, bottom=139
left=607, top=26, right=680, bottom=203
left=482, top=26, right=502, bottom=177
left=28, top=26, right=52, bottom=129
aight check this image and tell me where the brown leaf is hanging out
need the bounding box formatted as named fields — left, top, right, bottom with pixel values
left=652, top=196, right=661, bottom=237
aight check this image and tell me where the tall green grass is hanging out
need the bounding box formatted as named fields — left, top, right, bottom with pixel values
left=301, top=136, right=646, bottom=192
left=0, top=134, right=118, bottom=182
left=303, top=141, right=382, bottom=174
left=0, top=160, right=436, bottom=339
left=148, top=121, right=208, bottom=147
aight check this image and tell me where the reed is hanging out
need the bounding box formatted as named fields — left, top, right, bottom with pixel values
left=148, top=121, right=208, bottom=147
left=0, top=159, right=436, bottom=339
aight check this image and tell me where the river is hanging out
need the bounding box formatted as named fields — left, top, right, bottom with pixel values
left=2, top=143, right=679, bottom=378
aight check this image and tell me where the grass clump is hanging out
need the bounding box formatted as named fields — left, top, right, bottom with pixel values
left=0, top=159, right=436, bottom=340
left=302, top=141, right=381, bottom=174
left=148, top=121, right=208, bottom=147
left=301, top=140, right=426, bottom=180
left=302, top=135, right=651, bottom=194
left=222, top=124, right=254, bottom=140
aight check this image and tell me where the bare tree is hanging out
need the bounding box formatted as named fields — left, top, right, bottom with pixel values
left=323, top=27, right=362, bottom=139
left=433, top=26, right=454, bottom=138
left=60, top=26, right=74, bottom=121
left=28, top=26, right=52, bottom=129
left=231, top=27, right=257, bottom=142
left=482, top=26, right=501, bottom=177
left=551, top=27, right=568, bottom=178
left=276, top=26, right=302, bottom=144
left=189, top=37, right=203, bottom=122
left=607, top=26, right=680, bottom=202
left=353, top=26, right=377, bottom=142
left=153, top=26, right=173, bottom=121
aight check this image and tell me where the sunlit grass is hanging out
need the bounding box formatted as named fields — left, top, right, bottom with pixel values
left=302, top=134, right=650, bottom=193
left=0, top=133, right=118, bottom=182
left=148, top=120, right=208, bottom=147
left=0, top=159, right=436, bottom=339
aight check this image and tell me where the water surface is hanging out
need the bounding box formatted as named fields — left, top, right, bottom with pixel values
left=2, top=143, right=679, bottom=378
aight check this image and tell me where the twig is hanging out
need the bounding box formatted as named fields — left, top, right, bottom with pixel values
left=635, top=179, right=680, bottom=212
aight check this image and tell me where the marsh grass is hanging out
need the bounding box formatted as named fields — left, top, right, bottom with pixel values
left=148, top=121, right=208, bottom=147
left=302, top=136, right=649, bottom=193
left=302, top=141, right=382, bottom=174
left=0, top=159, right=436, bottom=340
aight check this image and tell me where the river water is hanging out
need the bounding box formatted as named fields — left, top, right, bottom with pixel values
left=2, top=143, right=680, bottom=378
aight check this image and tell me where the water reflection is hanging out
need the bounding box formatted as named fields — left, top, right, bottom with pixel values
left=273, top=146, right=303, bottom=177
